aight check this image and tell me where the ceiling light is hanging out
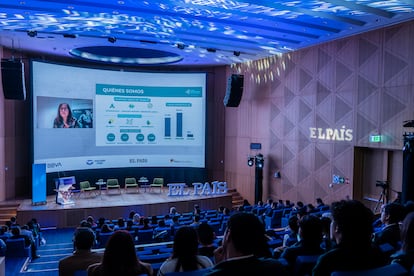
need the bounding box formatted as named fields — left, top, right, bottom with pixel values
left=63, top=34, right=77, bottom=38
left=108, top=36, right=116, bottom=43
left=27, top=30, right=37, bottom=37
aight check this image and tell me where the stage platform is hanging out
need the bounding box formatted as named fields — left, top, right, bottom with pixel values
left=16, top=189, right=232, bottom=228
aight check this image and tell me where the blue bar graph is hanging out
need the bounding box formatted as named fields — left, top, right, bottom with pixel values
left=177, top=112, right=183, bottom=137
left=165, top=117, right=171, bottom=137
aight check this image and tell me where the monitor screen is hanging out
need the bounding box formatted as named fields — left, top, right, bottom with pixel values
left=32, top=61, right=206, bottom=173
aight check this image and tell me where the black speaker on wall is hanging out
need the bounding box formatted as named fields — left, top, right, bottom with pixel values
left=1, top=60, right=26, bottom=100
left=223, top=74, right=244, bottom=107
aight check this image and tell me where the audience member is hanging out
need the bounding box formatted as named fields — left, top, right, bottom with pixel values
left=88, top=230, right=153, bottom=276
left=242, top=199, right=251, bottom=207
left=169, top=206, right=179, bottom=216
left=206, top=212, right=287, bottom=276
left=100, top=224, right=113, bottom=234
left=320, top=216, right=335, bottom=252
left=132, top=213, right=141, bottom=225
left=372, top=202, right=405, bottom=249
left=390, top=211, right=414, bottom=271
left=312, top=200, right=387, bottom=276
left=190, top=215, right=201, bottom=227
left=0, top=225, right=11, bottom=238
left=86, top=216, right=97, bottom=228
left=197, top=222, right=217, bottom=258
left=113, top=217, right=125, bottom=230
left=59, top=227, right=102, bottom=276
left=128, top=211, right=136, bottom=220
left=280, top=215, right=324, bottom=270
left=193, top=204, right=201, bottom=216
left=10, top=225, right=39, bottom=259
left=316, top=198, right=326, bottom=209
left=142, top=218, right=152, bottom=230
left=158, top=226, right=213, bottom=275
left=273, top=216, right=299, bottom=258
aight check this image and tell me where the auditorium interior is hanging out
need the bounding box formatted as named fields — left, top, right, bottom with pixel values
left=1, top=1, right=414, bottom=275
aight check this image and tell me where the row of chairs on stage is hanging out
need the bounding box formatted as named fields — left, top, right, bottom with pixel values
left=76, top=177, right=164, bottom=198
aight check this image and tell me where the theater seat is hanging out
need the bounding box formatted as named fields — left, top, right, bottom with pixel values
left=331, top=263, right=408, bottom=276
left=164, top=267, right=212, bottom=276
left=5, top=238, right=31, bottom=258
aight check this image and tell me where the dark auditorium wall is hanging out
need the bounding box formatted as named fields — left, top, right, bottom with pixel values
left=224, top=21, right=414, bottom=206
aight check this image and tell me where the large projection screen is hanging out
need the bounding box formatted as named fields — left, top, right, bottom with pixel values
left=32, top=61, right=206, bottom=173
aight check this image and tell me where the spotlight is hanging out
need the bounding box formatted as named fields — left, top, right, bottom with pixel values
left=247, top=156, right=255, bottom=167
left=233, top=51, right=241, bottom=57
left=206, top=48, right=216, bottom=53
left=27, top=30, right=37, bottom=37
left=177, top=43, right=185, bottom=50
left=108, top=36, right=116, bottom=43
left=255, top=154, right=264, bottom=168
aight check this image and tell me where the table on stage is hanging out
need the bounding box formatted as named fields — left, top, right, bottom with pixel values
left=95, top=180, right=107, bottom=195
left=138, top=177, right=150, bottom=192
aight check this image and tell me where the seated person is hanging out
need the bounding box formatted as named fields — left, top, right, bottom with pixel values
left=59, top=227, right=102, bottom=276
left=280, top=215, right=325, bottom=270
left=197, top=222, right=218, bottom=258
left=158, top=226, right=213, bottom=275
left=273, top=215, right=299, bottom=258
left=10, top=225, right=39, bottom=258
left=207, top=213, right=287, bottom=276
left=313, top=200, right=388, bottom=276
left=390, top=211, right=414, bottom=271
left=372, top=202, right=405, bottom=250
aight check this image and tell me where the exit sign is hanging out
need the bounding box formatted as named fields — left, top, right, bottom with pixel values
left=370, top=135, right=382, bottom=143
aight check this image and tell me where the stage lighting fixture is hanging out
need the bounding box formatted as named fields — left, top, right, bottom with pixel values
left=27, top=30, right=37, bottom=37
left=206, top=48, right=216, bottom=53
left=108, top=36, right=117, bottom=43
left=255, top=154, right=264, bottom=168
left=63, top=34, right=77, bottom=38
left=233, top=51, right=241, bottom=56
left=177, top=43, right=185, bottom=50
left=247, top=156, right=255, bottom=167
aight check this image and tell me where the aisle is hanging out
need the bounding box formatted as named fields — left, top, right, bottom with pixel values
left=12, top=228, right=75, bottom=276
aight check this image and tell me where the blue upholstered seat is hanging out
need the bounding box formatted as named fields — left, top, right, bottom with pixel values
left=5, top=238, right=31, bottom=258
left=331, top=263, right=408, bottom=276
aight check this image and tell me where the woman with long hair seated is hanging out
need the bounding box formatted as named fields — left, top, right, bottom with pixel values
left=88, top=230, right=153, bottom=276
left=157, top=226, right=213, bottom=275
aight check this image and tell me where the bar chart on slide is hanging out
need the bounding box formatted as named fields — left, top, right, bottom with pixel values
left=164, top=112, right=193, bottom=139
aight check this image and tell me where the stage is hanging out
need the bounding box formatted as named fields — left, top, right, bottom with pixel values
left=16, top=188, right=233, bottom=228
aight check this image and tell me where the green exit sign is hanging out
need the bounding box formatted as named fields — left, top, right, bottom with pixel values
left=370, top=135, right=382, bottom=143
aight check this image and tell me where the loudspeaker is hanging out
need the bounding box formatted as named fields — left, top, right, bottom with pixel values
left=224, top=74, right=244, bottom=107
left=1, top=60, right=26, bottom=100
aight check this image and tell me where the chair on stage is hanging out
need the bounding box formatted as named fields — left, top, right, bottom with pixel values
left=79, top=181, right=98, bottom=198
left=124, top=177, right=139, bottom=193
left=150, top=177, right=164, bottom=193
left=106, top=178, right=121, bottom=194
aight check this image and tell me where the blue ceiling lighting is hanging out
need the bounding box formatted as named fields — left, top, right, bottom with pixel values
left=69, top=46, right=183, bottom=65
left=0, top=1, right=414, bottom=66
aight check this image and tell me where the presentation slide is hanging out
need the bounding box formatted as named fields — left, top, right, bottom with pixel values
left=32, top=61, right=206, bottom=173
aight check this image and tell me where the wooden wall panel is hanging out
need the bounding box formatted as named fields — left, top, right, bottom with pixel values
left=225, top=21, right=414, bottom=206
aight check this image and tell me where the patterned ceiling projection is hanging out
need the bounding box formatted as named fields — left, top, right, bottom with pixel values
left=1, top=1, right=414, bottom=65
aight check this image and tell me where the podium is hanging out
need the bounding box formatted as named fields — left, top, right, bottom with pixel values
left=54, top=176, right=76, bottom=205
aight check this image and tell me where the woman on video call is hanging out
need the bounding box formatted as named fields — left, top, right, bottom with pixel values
left=53, top=103, right=79, bottom=128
